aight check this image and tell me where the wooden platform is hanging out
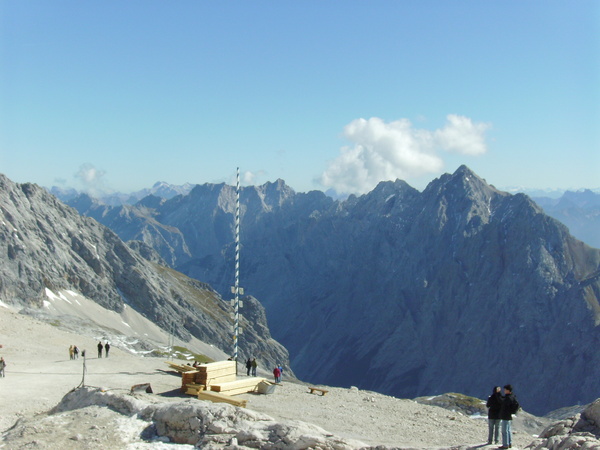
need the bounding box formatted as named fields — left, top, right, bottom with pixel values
left=166, top=361, right=198, bottom=373
left=197, top=390, right=248, bottom=408
left=180, top=360, right=237, bottom=392
left=210, top=377, right=266, bottom=396
left=195, top=361, right=237, bottom=386
left=195, top=360, right=236, bottom=371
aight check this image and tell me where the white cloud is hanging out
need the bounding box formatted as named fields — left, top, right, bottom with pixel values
left=74, top=163, right=109, bottom=196
left=319, top=115, right=490, bottom=195
left=240, top=170, right=266, bottom=186
left=435, top=114, right=490, bottom=156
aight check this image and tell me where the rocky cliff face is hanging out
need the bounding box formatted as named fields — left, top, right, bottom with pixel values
left=0, top=174, right=290, bottom=371
left=66, top=167, right=600, bottom=415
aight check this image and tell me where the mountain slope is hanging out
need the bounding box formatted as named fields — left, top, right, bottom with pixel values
left=0, top=174, right=290, bottom=371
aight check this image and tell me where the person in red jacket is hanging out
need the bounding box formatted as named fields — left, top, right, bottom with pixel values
left=273, top=366, right=281, bottom=383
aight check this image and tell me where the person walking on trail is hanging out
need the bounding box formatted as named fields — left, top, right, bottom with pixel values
left=273, top=366, right=281, bottom=384
left=73, top=345, right=79, bottom=359
left=245, top=358, right=252, bottom=376
left=499, top=384, right=520, bottom=449
left=0, top=357, right=6, bottom=377
left=97, top=341, right=103, bottom=358
left=104, top=342, right=110, bottom=357
left=486, top=386, right=502, bottom=445
left=69, top=345, right=74, bottom=360
left=251, top=358, right=257, bottom=376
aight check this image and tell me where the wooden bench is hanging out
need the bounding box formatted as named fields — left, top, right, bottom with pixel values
left=308, top=387, right=329, bottom=396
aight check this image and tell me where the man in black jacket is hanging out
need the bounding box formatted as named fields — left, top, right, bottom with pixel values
left=486, top=386, right=502, bottom=445
left=499, top=384, right=520, bottom=449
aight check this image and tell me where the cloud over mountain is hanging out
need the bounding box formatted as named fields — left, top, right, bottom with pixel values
left=319, top=115, right=490, bottom=195
left=75, top=163, right=110, bottom=196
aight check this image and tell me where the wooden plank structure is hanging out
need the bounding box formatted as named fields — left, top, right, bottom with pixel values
left=176, top=360, right=267, bottom=408
left=195, top=360, right=237, bottom=386
left=185, top=383, right=205, bottom=396
left=180, top=360, right=238, bottom=393
left=166, top=361, right=198, bottom=373
left=197, top=390, right=248, bottom=408
left=210, top=377, right=266, bottom=396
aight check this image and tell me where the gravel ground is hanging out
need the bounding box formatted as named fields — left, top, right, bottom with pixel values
left=0, top=304, right=541, bottom=449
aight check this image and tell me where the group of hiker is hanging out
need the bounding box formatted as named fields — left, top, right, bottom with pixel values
left=272, top=364, right=283, bottom=383
left=68, top=345, right=81, bottom=359
left=68, top=341, right=110, bottom=360
left=244, top=358, right=284, bottom=384
left=245, top=358, right=258, bottom=376
left=486, top=384, right=520, bottom=449
left=97, top=341, right=110, bottom=358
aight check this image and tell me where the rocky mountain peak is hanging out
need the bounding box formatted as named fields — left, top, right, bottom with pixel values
left=418, top=165, right=509, bottom=235
left=253, top=178, right=295, bottom=209
left=136, top=194, right=166, bottom=209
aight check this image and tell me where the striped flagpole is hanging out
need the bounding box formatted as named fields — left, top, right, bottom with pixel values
left=233, top=167, right=241, bottom=363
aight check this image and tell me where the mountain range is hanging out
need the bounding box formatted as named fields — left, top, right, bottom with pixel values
left=0, top=174, right=290, bottom=372
left=54, top=165, right=600, bottom=416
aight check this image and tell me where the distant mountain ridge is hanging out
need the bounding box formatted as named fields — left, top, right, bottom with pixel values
left=0, top=174, right=290, bottom=371
left=63, top=166, right=600, bottom=415
left=532, top=189, right=600, bottom=248
left=50, top=182, right=600, bottom=249
left=50, top=181, right=195, bottom=206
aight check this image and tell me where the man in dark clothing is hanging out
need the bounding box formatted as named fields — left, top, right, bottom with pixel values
left=486, top=386, right=502, bottom=445
left=499, top=384, right=520, bottom=449
left=104, top=342, right=110, bottom=357
left=245, top=358, right=252, bottom=376
left=97, top=341, right=103, bottom=358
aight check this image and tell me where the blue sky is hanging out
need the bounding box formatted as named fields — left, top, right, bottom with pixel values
left=1, top=1, right=598, bottom=196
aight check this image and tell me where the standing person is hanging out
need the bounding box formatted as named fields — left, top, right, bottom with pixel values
left=0, top=357, right=5, bottom=377
left=97, top=341, right=103, bottom=358
left=69, top=345, right=74, bottom=360
left=73, top=346, right=79, bottom=359
left=245, top=358, right=252, bottom=376
left=486, top=386, right=502, bottom=445
left=499, top=384, right=520, bottom=449
left=104, top=342, right=110, bottom=357
left=273, top=366, right=281, bottom=383
left=251, top=358, right=257, bottom=376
